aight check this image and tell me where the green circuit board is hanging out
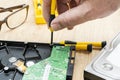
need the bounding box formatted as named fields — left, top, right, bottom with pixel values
left=22, top=46, right=70, bottom=80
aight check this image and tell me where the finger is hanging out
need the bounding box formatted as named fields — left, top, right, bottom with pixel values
left=57, top=0, right=77, bottom=14
left=57, top=0, right=69, bottom=14
left=43, top=0, right=51, bottom=23
left=67, top=26, right=74, bottom=30
left=51, top=1, right=92, bottom=31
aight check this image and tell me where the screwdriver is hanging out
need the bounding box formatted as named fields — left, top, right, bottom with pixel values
left=49, top=0, right=56, bottom=45
left=71, top=44, right=92, bottom=52
left=59, top=40, right=107, bottom=48
left=37, top=0, right=42, bottom=12
left=53, top=43, right=92, bottom=52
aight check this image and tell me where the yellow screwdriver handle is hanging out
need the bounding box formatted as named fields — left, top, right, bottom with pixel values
left=49, top=0, right=56, bottom=32
left=75, top=44, right=92, bottom=52
left=77, top=41, right=106, bottom=48
left=70, top=44, right=92, bottom=52
left=63, top=40, right=106, bottom=48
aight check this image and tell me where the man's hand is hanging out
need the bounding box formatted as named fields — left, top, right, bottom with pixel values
left=43, top=0, right=120, bottom=31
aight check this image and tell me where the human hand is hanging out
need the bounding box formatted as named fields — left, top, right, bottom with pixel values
left=43, top=0, right=120, bottom=31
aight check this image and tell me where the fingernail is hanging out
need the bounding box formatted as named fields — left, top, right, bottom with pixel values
left=67, top=26, right=74, bottom=30
left=51, top=23, right=61, bottom=31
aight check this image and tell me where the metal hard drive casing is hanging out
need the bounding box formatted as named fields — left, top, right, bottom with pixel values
left=84, top=33, right=120, bottom=80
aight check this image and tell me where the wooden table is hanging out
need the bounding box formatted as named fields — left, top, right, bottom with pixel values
left=0, top=0, right=120, bottom=80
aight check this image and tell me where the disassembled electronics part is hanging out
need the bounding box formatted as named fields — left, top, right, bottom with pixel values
left=0, top=40, right=51, bottom=80
left=23, top=46, right=75, bottom=80
left=13, top=60, right=27, bottom=73
left=84, top=33, right=120, bottom=80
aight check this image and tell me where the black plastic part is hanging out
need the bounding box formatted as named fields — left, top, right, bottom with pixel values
left=0, top=40, right=52, bottom=80
left=53, top=43, right=65, bottom=46
left=66, top=51, right=75, bottom=80
left=4, top=67, right=15, bottom=73
left=70, top=46, right=75, bottom=51
left=87, top=44, right=92, bottom=52
left=37, top=3, right=41, bottom=7
left=0, top=40, right=74, bottom=80
left=102, top=41, right=107, bottom=48
left=66, top=63, right=74, bottom=80
left=65, top=40, right=76, bottom=44
left=4, top=67, right=10, bottom=73
left=84, top=71, right=105, bottom=80
left=49, top=15, right=55, bottom=27
left=1, top=53, right=25, bottom=68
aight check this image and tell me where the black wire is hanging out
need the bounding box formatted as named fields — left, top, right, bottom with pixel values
left=11, top=69, right=17, bottom=80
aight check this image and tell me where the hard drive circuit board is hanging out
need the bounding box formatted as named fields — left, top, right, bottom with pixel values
left=23, top=46, right=70, bottom=80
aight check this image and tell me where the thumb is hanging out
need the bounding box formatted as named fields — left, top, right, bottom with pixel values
left=51, top=1, right=92, bottom=31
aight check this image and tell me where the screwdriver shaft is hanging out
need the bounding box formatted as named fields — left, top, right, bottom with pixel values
left=51, top=32, right=53, bottom=45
